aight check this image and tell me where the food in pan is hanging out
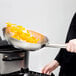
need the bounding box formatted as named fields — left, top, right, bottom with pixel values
left=5, top=22, right=45, bottom=44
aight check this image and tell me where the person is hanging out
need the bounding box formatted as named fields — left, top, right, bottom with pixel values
left=41, top=13, right=76, bottom=76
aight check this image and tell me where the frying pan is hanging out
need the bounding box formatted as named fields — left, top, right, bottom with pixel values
left=3, top=27, right=66, bottom=51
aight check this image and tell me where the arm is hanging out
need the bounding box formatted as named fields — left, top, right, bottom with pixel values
left=65, top=12, right=76, bottom=53
left=41, top=12, right=76, bottom=74
left=55, top=12, right=76, bottom=65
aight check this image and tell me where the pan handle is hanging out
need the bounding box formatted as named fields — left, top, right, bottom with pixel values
left=45, top=43, right=67, bottom=48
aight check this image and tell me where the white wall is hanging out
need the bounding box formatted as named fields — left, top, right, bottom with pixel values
left=0, top=0, right=76, bottom=76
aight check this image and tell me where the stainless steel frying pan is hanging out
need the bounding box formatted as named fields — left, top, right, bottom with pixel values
left=3, top=27, right=66, bottom=51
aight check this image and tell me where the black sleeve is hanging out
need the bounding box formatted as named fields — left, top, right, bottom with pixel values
left=55, top=13, right=76, bottom=66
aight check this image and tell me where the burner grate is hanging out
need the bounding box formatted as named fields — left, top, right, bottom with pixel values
left=28, top=71, right=54, bottom=76
left=0, top=69, right=55, bottom=76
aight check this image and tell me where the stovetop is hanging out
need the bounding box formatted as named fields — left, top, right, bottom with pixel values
left=0, top=37, right=55, bottom=76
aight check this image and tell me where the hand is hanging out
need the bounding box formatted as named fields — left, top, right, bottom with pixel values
left=41, top=60, right=59, bottom=75
left=66, top=39, right=76, bottom=53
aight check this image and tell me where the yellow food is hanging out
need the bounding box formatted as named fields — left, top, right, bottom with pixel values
left=6, top=22, right=39, bottom=43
